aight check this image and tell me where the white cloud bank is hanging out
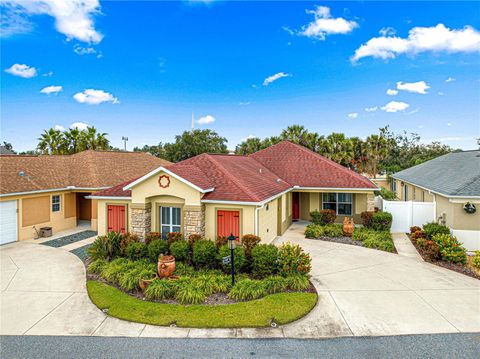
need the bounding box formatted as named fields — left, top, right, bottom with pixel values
left=347, top=112, right=358, bottom=119
left=298, top=6, right=358, bottom=40
left=381, top=101, right=410, bottom=113
left=3, top=0, right=103, bottom=43
left=365, top=106, right=378, bottom=112
left=70, top=122, right=89, bottom=130
left=197, top=115, right=215, bottom=125
left=54, top=125, right=65, bottom=131
left=40, top=85, right=63, bottom=95
left=352, top=23, right=480, bottom=62
left=445, top=77, right=456, bottom=82
left=396, top=81, right=430, bottom=94
left=73, top=89, right=119, bottom=105
left=386, top=89, right=398, bottom=96
left=263, top=72, right=291, bottom=86
left=4, top=63, right=37, bottom=78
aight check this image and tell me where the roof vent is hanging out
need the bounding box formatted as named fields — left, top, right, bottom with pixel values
left=18, top=171, right=25, bottom=177
left=259, top=169, right=262, bottom=173
left=276, top=178, right=281, bottom=183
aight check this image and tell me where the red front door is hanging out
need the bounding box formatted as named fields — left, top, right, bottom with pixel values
left=107, top=205, right=126, bottom=233
left=217, top=210, right=240, bottom=239
left=292, top=192, right=300, bottom=221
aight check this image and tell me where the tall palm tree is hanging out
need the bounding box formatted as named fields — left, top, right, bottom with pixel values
left=64, top=127, right=81, bottom=154
left=81, top=126, right=109, bottom=150
left=280, top=125, right=308, bottom=146
left=365, top=134, right=388, bottom=178
left=37, top=129, right=65, bottom=155
left=235, top=137, right=264, bottom=155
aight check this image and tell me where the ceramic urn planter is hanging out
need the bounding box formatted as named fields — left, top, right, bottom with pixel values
left=343, top=217, right=354, bottom=237
left=158, top=255, right=176, bottom=278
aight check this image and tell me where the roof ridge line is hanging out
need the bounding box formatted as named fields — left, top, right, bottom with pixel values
left=204, top=154, right=262, bottom=202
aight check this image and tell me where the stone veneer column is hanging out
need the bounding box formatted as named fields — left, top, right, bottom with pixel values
left=367, top=193, right=376, bottom=212
left=130, top=203, right=151, bottom=240
left=183, top=205, right=205, bottom=238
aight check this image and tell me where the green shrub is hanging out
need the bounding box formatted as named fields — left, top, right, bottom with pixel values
left=378, top=188, right=396, bottom=200
left=410, top=226, right=422, bottom=234
left=175, top=282, right=206, bottom=304
left=352, top=227, right=375, bottom=242
left=285, top=275, right=310, bottom=291
left=119, top=232, right=140, bottom=256
left=322, top=224, right=343, bottom=237
left=167, top=232, right=183, bottom=245
left=241, top=234, right=261, bottom=257
left=423, top=222, right=450, bottom=239
left=174, top=262, right=196, bottom=277
left=188, top=233, right=203, bottom=248
left=87, top=259, right=108, bottom=274
left=144, top=279, right=176, bottom=300
left=277, top=242, right=312, bottom=276
left=228, top=279, right=267, bottom=301
left=472, top=251, right=480, bottom=269
left=118, top=261, right=156, bottom=291
left=218, top=245, right=246, bottom=273
left=304, top=224, right=323, bottom=238
left=192, top=240, right=218, bottom=269
left=361, top=211, right=374, bottom=228
left=251, top=244, right=278, bottom=278
left=170, top=240, right=190, bottom=262
left=310, top=209, right=336, bottom=225
left=215, top=236, right=228, bottom=248
left=191, top=273, right=231, bottom=295
left=145, top=232, right=161, bottom=245
left=422, top=240, right=441, bottom=261
left=147, top=239, right=169, bottom=262
left=432, top=233, right=467, bottom=264
left=100, top=258, right=132, bottom=283
left=363, top=235, right=395, bottom=252
left=370, top=212, right=393, bottom=231
left=262, top=276, right=287, bottom=294
left=124, top=242, right=148, bottom=261
left=88, top=236, right=109, bottom=260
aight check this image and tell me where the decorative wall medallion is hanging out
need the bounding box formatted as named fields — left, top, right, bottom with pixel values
left=158, top=175, right=170, bottom=188
left=463, top=202, right=476, bottom=214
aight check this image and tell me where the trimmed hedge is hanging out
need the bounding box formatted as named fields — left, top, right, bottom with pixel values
left=218, top=245, right=246, bottom=273
left=192, top=240, right=218, bottom=269
left=310, top=209, right=336, bottom=225
left=251, top=244, right=278, bottom=278
left=124, top=242, right=148, bottom=261
left=423, top=222, right=450, bottom=239
left=370, top=212, right=393, bottom=231
left=170, top=240, right=190, bottom=262
left=147, top=239, right=169, bottom=262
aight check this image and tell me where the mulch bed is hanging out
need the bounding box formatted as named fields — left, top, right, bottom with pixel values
left=407, top=235, right=480, bottom=280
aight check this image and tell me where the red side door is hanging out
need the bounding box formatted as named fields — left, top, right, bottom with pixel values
left=107, top=205, right=126, bottom=233
left=292, top=192, right=300, bottom=221
left=217, top=210, right=240, bottom=239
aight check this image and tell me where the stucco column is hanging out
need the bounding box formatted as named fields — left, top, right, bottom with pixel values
left=130, top=202, right=151, bottom=240
left=183, top=205, right=205, bottom=238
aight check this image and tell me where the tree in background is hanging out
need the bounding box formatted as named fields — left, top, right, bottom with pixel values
left=133, top=143, right=166, bottom=158
left=162, top=129, right=228, bottom=162
left=36, top=126, right=110, bottom=155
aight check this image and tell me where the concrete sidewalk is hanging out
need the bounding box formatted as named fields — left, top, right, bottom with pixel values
left=391, top=232, right=424, bottom=261
left=1, top=224, right=479, bottom=338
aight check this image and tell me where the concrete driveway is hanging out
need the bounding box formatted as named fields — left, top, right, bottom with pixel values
left=1, top=224, right=479, bottom=338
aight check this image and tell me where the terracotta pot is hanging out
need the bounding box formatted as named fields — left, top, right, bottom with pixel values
left=139, top=276, right=157, bottom=291
left=343, top=217, right=354, bottom=237
left=158, top=255, right=176, bottom=278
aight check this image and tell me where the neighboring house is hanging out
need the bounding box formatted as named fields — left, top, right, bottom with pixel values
left=0, top=151, right=171, bottom=244
left=0, top=145, right=15, bottom=155
left=90, top=141, right=378, bottom=243
left=392, top=150, right=480, bottom=250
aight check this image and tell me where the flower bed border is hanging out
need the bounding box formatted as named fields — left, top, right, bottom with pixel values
left=407, top=234, right=479, bottom=280
left=310, top=235, right=398, bottom=254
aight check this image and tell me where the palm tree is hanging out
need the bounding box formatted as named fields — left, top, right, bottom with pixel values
left=235, top=137, right=264, bottom=155
left=81, top=127, right=109, bottom=150
left=64, top=127, right=81, bottom=154
left=280, top=125, right=309, bottom=146
left=365, top=134, right=388, bottom=178
left=37, top=129, right=65, bottom=155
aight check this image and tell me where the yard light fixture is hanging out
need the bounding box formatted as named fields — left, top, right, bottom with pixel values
left=228, top=233, right=236, bottom=286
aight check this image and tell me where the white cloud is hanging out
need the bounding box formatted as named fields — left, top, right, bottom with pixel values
left=447, top=122, right=452, bottom=127
left=365, top=106, right=378, bottom=112
left=70, top=122, right=89, bottom=130
left=263, top=72, right=291, bottom=86
left=54, top=125, right=65, bottom=131
left=445, top=76, right=456, bottom=82
left=241, top=134, right=257, bottom=142
left=73, top=89, right=119, bottom=105
left=381, top=101, right=410, bottom=113
left=396, top=81, right=430, bottom=94
left=4, top=63, right=37, bottom=78
left=386, top=89, right=398, bottom=96
left=347, top=112, right=358, bottom=119
left=239, top=101, right=251, bottom=106
left=1, top=3, right=33, bottom=37
left=42, top=71, right=53, bottom=77
left=379, top=27, right=396, bottom=37
left=5, top=0, right=103, bottom=43
left=197, top=115, right=215, bottom=125
left=438, top=91, right=444, bottom=96
left=40, top=85, right=63, bottom=95
left=297, top=5, right=358, bottom=40
left=352, top=23, right=480, bottom=62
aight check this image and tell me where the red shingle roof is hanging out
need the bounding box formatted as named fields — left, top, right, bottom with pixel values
left=92, top=141, right=376, bottom=202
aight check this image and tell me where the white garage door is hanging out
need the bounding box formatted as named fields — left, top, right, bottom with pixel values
left=0, top=200, right=18, bottom=245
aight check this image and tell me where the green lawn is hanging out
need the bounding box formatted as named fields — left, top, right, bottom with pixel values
left=87, top=280, right=317, bottom=328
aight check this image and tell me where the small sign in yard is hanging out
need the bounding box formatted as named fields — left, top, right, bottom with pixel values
left=222, top=256, right=231, bottom=265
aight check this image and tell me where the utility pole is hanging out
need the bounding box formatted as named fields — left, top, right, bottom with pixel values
left=122, top=136, right=128, bottom=151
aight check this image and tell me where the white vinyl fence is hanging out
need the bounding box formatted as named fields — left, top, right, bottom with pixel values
left=376, top=197, right=435, bottom=233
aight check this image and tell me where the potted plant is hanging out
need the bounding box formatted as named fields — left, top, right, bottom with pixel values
left=158, top=254, right=176, bottom=278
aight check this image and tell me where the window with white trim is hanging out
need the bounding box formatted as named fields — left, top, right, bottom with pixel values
left=322, top=193, right=353, bottom=216
left=52, top=195, right=61, bottom=212
left=392, top=180, right=396, bottom=193
left=160, top=206, right=181, bottom=239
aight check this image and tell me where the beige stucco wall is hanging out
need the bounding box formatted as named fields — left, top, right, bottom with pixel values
left=97, top=199, right=131, bottom=236
left=204, top=203, right=255, bottom=240
left=394, top=180, right=434, bottom=202
left=278, top=193, right=292, bottom=235
left=0, top=190, right=80, bottom=241
left=258, top=198, right=279, bottom=243
left=435, top=194, right=480, bottom=231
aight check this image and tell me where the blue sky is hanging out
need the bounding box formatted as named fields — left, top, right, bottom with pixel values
left=1, top=0, right=479, bottom=152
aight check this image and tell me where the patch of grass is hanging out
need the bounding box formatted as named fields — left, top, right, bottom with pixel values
left=87, top=280, right=317, bottom=328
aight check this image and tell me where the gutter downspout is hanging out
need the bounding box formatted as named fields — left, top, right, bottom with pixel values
left=254, top=203, right=265, bottom=236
